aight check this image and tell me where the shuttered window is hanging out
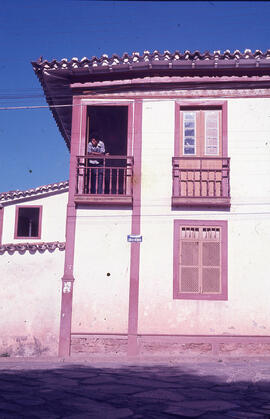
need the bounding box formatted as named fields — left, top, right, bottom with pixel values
left=174, top=220, right=227, bottom=300
left=181, top=109, right=221, bottom=157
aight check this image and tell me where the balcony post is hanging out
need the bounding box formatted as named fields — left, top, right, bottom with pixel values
left=172, top=158, right=180, bottom=197
left=221, top=158, right=230, bottom=198
left=126, top=157, right=133, bottom=196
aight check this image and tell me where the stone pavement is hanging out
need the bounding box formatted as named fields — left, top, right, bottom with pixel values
left=1, top=356, right=270, bottom=418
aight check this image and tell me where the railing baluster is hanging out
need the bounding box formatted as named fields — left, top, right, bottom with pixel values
left=95, top=167, right=98, bottom=194
left=116, top=168, right=119, bottom=195
left=178, top=168, right=181, bottom=197
left=102, top=157, right=105, bottom=194
left=89, top=166, right=92, bottom=194
left=206, top=169, right=210, bottom=197
left=123, top=167, right=126, bottom=194
left=221, top=161, right=224, bottom=197
left=109, top=168, right=112, bottom=194
left=179, top=167, right=181, bottom=197
left=227, top=159, right=230, bottom=197
left=185, top=169, right=188, bottom=197
left=85, top=158, right=88, bottom=194
left=200, top=159, right=202, bottom=198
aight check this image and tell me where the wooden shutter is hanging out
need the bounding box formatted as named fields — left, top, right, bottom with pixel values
left=182, top=112, right=196, bottom=155
left=179, top=226, right=221, bottom=295
left=179, top=227, right=199, bottom=293
left=204, top=110, right=220, bottom=156
left=201, top=227, right=221, bottom=294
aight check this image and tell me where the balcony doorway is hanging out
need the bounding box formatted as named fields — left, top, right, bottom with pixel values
left=75, top=105, right=133, bottom=204
left=86, top=105, right=128, bottom=155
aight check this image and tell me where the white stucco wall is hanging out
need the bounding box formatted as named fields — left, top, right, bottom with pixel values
left=137, top=97, right=270, bottom=336
left=0, top=191, right=67, bottom=356
left=0, top=249, right=64, bottom=356
left=229, top=98, right=270, bottom=207
left=3, top=93, right=270, bottom=354
left=71, top=208, right=132, bottom=333
left=1, top=191, right=68, bottom=244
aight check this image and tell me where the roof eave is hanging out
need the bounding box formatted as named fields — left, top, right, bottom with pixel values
left=32, top=50, right=270, bottom=149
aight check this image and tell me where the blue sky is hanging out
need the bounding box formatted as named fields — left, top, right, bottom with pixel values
left=1, top=0, right=270, bottom=192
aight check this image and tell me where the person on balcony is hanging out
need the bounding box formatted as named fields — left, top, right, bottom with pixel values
left=87, top=136, right=106, bottom=194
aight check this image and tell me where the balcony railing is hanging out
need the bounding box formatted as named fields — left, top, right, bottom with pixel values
left=172, top=157, right=230, bottom=207
left=75, top=155, right=134, bottom=205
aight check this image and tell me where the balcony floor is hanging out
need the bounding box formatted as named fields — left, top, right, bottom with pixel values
left=74, top=194, right=133, bottom=206
left=172, top=196, right=231, bottom=208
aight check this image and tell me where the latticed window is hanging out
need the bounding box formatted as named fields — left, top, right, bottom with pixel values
left=173, top=220, right=228, bottom=300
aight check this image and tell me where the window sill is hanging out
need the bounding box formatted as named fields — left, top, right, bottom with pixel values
left=174, top=293, right=228, bottom=301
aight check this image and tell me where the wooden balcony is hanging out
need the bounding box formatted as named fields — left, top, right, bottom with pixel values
left=172, top=157, right=230, bottom=208
left=74, top=155, right=134, bottom=206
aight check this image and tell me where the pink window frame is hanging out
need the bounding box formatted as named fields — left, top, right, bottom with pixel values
left=174, top=101, right=228, bottom=157
left=173, top=219, right=228, bottom=301
left=14, top=205, right=42, bottom=240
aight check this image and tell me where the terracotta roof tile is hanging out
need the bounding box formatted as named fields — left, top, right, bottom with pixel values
left=0, top=241, right=65, bottom=254
left=0, top=180, right=69, bottom=203
left=32, top=49, right=270, bottom=72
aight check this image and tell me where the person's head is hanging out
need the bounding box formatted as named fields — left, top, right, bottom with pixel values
left=90, top=137, right=98, bottom=147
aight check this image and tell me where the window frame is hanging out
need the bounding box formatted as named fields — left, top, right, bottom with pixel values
left=175, top=101, right=228, bottom=158
left=173, top=219, right=228, bottom=301
left=14, top=205, right=42, bottom=240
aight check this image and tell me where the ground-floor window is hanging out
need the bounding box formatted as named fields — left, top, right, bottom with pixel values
left=173, top=220, right=228, bottom=300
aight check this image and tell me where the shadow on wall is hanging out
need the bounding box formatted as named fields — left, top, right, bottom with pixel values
left=0, top=363, right=270, bottom=417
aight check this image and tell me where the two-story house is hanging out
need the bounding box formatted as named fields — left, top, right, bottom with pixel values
left=1, top=49, right=270, bottom=358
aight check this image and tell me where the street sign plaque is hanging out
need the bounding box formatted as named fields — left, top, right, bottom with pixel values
left=127, top=234, right=142, bottom=242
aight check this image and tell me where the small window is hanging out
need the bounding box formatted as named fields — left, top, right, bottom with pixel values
left=15, top=206, right=42, bottom=239
left=173, top=220, right=227, bottom=300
